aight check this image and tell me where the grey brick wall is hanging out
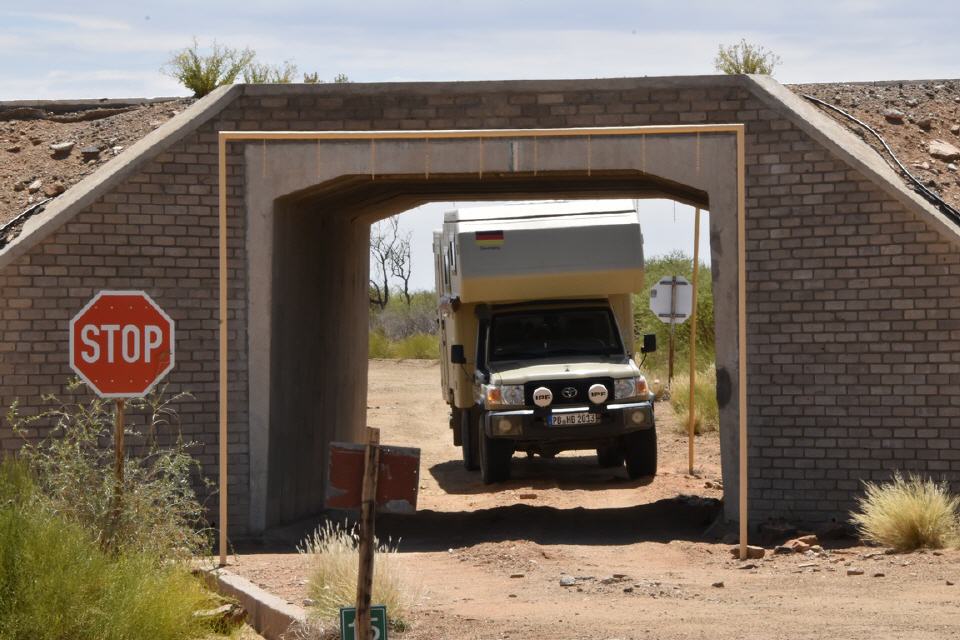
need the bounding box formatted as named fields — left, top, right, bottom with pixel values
left=1, top=77, right=957, bottom=533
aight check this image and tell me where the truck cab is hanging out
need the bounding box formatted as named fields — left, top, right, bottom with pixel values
left=434, top=201, right=657, bottom=484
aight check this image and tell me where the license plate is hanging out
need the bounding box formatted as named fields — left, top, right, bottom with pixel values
left=549, top=412, right=600, bottom=426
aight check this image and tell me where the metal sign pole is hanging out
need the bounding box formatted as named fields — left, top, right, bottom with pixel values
left=688, top=208, right=700, bottom=476
left=667, top=276, right=677, bottom=383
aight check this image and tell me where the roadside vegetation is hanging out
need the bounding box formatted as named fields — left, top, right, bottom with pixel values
left=163, top=38, right=350, bottom=97
left=369, top=291, right=438, bottom=359
left=714, top=39, right=782, bottom=75
left=851, top=473, right=960, bottom=551
left=0, top=381, right=233, bottom=639
left=299, top=521, right=413, bottom=630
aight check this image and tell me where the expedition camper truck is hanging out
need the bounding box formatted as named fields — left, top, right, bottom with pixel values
left=434, top=201, right=657, bottom=484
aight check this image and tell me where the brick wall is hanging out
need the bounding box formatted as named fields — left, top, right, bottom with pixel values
left=1, top=77, right=957, bottom=532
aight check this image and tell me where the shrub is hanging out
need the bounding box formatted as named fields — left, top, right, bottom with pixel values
left=0, top=459, right=220, bottom=640
left=714, top=39, right=782, bottom=75
left=7, top=380, right=211, bottom=560
left=393, top=333, right=439, bottom=359
left=243, top=60, right=298, bottom=84
left=163, top=38, right=255, bottom=97
left=668, top=364, right=719, bottom=434
left=298, top=521, right=412, bottom=628
left=850, top=472, right=960, bottom=551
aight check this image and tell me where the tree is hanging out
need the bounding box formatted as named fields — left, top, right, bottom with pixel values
left=389, top=230, right=414, bottom=305
left=333, top=73, right=352, bottom=84
left=714, top=39, right=781, bottom=75
left=162, top=38, right=256, bottom=97
left=243, top=60, right=298, bottom=84
left=369, top=217, right=401, bottom=310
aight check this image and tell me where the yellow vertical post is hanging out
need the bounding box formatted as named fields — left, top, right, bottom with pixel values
left=218, top=134, right=228, bottom=567
left=737, top=128, right=748, bottom=561
left=688, top=208, right=700, bottom=476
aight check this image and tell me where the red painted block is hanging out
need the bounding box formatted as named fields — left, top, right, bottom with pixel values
left=326, top=442, right=420, bottom=514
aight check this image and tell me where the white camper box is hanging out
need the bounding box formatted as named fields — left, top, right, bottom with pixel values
left=435, top=201, right=645, bottom=409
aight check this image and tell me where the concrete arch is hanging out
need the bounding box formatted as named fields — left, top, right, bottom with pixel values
left=238, top=129, right=742, bottom=531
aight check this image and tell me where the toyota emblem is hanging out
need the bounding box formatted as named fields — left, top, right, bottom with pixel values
left=561, top=386, right=578, bottom=399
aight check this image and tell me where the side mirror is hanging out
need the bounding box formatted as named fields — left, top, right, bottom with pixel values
left=450, top=344, right=467, bottom=364
left=641, top=334, right=657, bottom=354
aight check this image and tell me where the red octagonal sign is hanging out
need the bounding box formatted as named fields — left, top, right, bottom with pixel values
left=69, top=291, right=175, bottom=398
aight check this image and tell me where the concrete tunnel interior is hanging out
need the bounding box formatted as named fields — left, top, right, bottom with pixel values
left=238, top=133, right=743, bottom=532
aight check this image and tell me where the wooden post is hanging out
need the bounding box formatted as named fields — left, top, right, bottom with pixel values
left=218, top=134, right=228, bottom=568
left=667, top=275, right=677, bottom=383
left=688, top=208, right=701, bottom=476
left=356, top=427, right=381, bottom=640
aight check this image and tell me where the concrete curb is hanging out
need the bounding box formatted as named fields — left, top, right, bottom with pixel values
left=203, top=567, right=308, bottom=639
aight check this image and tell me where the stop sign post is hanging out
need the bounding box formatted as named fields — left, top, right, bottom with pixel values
left=69, top=290, right=175, bottom=537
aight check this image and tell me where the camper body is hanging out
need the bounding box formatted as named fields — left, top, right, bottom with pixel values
left=434, top=201, right=657, bottom=483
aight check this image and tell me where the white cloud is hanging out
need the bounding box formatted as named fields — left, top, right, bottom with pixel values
left=5, top=11, right=131, bottom=31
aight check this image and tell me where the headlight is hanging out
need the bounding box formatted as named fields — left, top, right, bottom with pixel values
left=484, top=384, right=524, bottom=408
left=614, top=376, right=648, bottom=400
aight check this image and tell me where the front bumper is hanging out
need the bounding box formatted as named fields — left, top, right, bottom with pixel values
left=482, top=400, right=655, bottom=443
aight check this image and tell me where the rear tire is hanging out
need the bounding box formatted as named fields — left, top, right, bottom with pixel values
left=596, top=445, right=624, bottom=468
left=461, top=408, right=480, bottom=471
left=623, top=427, right=657, bottom=479
left=479, top=414, right=513, bottom=484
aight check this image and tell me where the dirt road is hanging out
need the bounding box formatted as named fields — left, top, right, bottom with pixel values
left=234, top=360, right=960, bottom=640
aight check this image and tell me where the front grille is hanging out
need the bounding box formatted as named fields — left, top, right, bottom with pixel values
left=523, top=377, right=614, bottom=406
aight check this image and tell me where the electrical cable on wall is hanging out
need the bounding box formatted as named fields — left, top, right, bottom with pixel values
left=802, top=94, right=960, bottom=227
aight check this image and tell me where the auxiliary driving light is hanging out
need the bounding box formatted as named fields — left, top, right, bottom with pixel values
left=496, top=417, right=516, bottom=435
left=532, top=386, right=553, bottom=407
left=630, top=410, right=646, bottom=425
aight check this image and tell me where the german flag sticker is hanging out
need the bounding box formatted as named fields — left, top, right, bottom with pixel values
left=475, top=230, right=504, bottom=249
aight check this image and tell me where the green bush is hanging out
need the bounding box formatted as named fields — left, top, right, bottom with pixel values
left=162, top=38, right=255, bottom=97
left=851, top=473, right=960, bottom=551
left=667, top=364, right=719, bottom=434
left=368, top=331, right=438, bottom=360
left=0, top=460, right=220, bottom=640
left=243, top=60, right=298, bottom=84
left=7, top=380, right=211, bottom=560
left=714, top=39, right=781, bottom=75
left=634, top=251, right=714, bottom=373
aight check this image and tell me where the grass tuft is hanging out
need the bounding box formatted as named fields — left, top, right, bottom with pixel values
left=298, top=521, right=413, bottom=628
left=369, top=331, right=438, bottom=360
left=663, top=364, right=719, bottom=434
left=850, top=472, right=960, bottom=551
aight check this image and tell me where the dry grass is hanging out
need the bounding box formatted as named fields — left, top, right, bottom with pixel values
left=850, top=472, right=960, bottom=551
left=298, top=521, right=414, bottom=629
left=667, top=364, right=719, bottom=434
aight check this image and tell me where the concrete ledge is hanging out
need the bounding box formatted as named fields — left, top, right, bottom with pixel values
left=0, top=84, right=241, bottom=270
left=745, top=74, right=960, bottom=246
left=205, top=567, right=307, bottom=640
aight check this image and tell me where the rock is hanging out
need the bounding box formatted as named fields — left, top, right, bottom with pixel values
left=951, top=124, right=960, bottom=135
left=559, top=575, right=576, bottom=587
left=111, top=145, right=124, bottom=155
left=623, top=586, right=634, bottom=593
left=847, top=568, right=864, bottom=576
left=883, top=108, right=905, bottom=124
left=80, top=145, right=101, bottom=160
left=302, top=598, right=317, bottom=607
left=6, top=144, right=20, bottom=153
left=917, top=115, right=934, bottom=131
left=730, top=545, right=765, bottom=560
left=49, top=141, right=74, bottom=156
left=712, top=581, right=725, bottom=588
left=27, top=179, right=41, bottom=194
left=518, top=493, right=537, bottom=499
left=738, top=562, right=758, bottom=570
left=906, top=98, right=919, bottom=107
left=873, top=572, right=885, bottom=578
left=948, top=164, right=957, bottom=172
left=510, top=573, right=525, bottom=578
left=43, top=183, right=65, bottom=197
left=13, top=180, right=26, bottom=192
left=783, top=539, right=811, bottom=553
left=930, top=140, right=960, bottom=162
left=774, top=545, right=794, bottom=555
left=149, top=120, right=163, bottom=127
left=947, top=580, right=955, bottom=586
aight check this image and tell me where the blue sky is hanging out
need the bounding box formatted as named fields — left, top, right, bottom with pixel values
left=3, top=1, right=956, bottom=289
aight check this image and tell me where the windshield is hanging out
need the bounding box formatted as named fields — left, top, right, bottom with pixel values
left=488, top=307, right=625, bottom=362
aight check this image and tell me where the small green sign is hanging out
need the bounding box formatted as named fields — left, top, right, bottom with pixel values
left=339, top=605, right=388, bottom=640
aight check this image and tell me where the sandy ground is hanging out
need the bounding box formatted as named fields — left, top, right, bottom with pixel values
left=232, top=359, right=960, bottom=640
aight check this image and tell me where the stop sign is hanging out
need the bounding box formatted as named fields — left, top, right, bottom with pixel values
left=69, top=291, right=175, bottom=398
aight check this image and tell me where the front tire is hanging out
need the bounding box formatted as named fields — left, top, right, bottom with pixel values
left=623, top=427, right=657, bottom=479
left=479, top=414, right=513, bottom=483
left=461, top=408, right=480, bottom=471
